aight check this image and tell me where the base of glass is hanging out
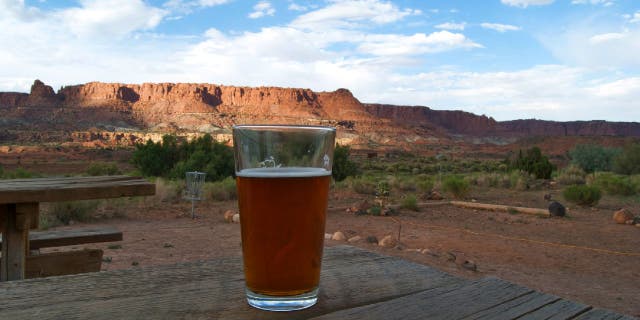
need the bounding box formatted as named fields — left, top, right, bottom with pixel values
left=246, top=287, right=318, bottom=311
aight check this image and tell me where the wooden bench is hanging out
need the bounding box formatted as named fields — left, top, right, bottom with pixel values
left=0, top=226, right=122, bottom=278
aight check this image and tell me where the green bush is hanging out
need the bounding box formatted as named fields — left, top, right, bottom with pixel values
left=442, top=175, right=470, bottom=199
left=1, top=167, right=37, bottom=179
left=400, top=194, right=419, bottom=211
left=86, top=162, right=121, bottom=176
left=569, top=144, right=621, bottom=173
left=132, top=134, right=234, bottom=181
left=591, top=173, right=637, bottom=196
left=563, top=185, right=601, bottom=206
left=416, top=175, right=434, bottom=192
left=203, top=177, right=237, bottom=201
left=332, top=144, right=359, bottom=182
left=613, top=143, right=640, bottom=175
left=507, top=147, right=555, bottom=179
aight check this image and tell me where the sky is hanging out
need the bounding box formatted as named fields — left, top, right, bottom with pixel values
left=1, top=0, right=639, bottom=122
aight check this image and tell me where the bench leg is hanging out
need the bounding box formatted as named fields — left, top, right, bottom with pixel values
left=1, top=203, right=37, bottom=281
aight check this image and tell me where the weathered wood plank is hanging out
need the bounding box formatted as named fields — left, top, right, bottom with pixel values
left=463, top=291, right=560, bottom=320
left=24, top=249, right=103, bottom=278
left=575, top=308, right=634, bottom=320
left=0, top=245, right=463, bottom=320
left=309, top=277, right=533, bottom=320
left=517, top=299, right=591, bottom=320
left=3, top=226, right=122, bottom=250
left=0, top=204, right=29, bottom=281
left=0, top=176, right=155, bottom=204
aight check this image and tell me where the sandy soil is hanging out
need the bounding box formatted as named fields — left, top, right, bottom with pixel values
left=42, top=188, right=640, bottom=318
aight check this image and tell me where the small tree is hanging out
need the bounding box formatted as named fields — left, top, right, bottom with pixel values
left=568, top=144, right=620, bottom=174
left=332, top=144, right=358, bottom=182
left=508, top=146, right=555, bottom=179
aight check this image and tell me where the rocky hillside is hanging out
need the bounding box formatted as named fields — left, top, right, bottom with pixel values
left=1, top=80, right=638, bottom=155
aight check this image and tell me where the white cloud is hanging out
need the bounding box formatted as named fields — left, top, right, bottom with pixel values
left=435, top=22, right=466, bottom=31
left=358, top=31, right=481, bottom=56
left=500, top=0, right=554, bottom=8
left=571, top=0, right=614, bottom=6
left=288, top=3, right=308, bottom=11
left=57, top=0, right=168, bottom=39
left=249, top=1, right=275, bottom=19
left=628, top=11, right=640, bottom=23
left=369, top=65, right=640, bottom=121
left=481, top=23, right=521, bottom=32
left=589, top=32, right=625, bottom=44
left=163, top=0, right=230, bottom=14
left=291, top=0, right=420, bottom=30
left=541, top=24, right=640, bottom=69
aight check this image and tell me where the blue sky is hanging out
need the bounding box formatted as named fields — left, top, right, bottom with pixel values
left=1, top=0, right=639, bottom=121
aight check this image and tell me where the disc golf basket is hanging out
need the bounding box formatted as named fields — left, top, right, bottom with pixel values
left=184, top=171, right=206, bottom=218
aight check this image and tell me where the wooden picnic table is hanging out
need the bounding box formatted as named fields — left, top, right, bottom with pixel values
left=0, top=175, right=155, bottom=281
left=0, top=245, right=634, bottom=319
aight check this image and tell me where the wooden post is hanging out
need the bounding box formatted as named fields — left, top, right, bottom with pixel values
left=1, top=203, right=37, bottom=281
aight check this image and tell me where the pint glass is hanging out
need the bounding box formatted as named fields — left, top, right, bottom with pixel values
left=232, top=125, right=336, bottom=311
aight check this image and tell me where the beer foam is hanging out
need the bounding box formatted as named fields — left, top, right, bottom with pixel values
left=236, top=167, right=331, bottom=178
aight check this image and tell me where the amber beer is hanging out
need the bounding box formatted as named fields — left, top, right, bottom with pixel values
left=236, top=167, right=331, bottom=296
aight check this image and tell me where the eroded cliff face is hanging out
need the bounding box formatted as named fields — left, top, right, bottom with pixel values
left=1, top=80, right=639, bottom=154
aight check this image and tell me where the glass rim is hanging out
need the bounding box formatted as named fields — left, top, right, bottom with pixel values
left=232, top=124, right=336, bottom=132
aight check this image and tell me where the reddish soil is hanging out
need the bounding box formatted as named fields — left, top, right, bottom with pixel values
left=41, top=187, right=640, bottom=318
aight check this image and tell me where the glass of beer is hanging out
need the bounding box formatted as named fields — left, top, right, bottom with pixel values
left=232, top=125, right=335, bottom=311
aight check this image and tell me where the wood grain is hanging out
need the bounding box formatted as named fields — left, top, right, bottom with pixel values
left=1, top=226, right=123, bottom=250
left=1, top=204, right=28, bottom=281
left=0, top=246, right=632, bottom=320
left=0, top=246, right=461, bottom=319
left=0, top=176, right=155, bottom=204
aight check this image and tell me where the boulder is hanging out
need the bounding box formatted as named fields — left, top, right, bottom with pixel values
left=613, top=209, right=634, bottom=224
left=331, top=231, right=346, bottom=241
left=223, top=210, right=235, bottom=222
left=378, top=235, right=397, bottom=247
left=548, top=201, right=566, bottom=217
left=427, top=191, right=444, bottom=200
left=324, top=233, right=333, bottom=240
left=347, top=235, right=362, bottom=243
left=232, top=213, right=240, bottom=223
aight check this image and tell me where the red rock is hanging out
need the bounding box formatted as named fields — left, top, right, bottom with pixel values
left=613, top=209, right=634, bottom=224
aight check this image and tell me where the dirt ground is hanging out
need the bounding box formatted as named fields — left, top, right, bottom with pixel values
left=40, top=187, right=640, bottom=318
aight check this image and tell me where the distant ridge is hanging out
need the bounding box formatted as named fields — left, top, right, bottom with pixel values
left=1, top=80, right=638, bottom=154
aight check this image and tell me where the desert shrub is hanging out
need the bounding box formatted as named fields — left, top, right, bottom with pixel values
left=203, top=177, right=237, bottom=201
left=350, top=177, right=377, bottom=195
left=613, top=143, right=640, bottom=175
left=556, top=164, right=586, bottom=185
left=86, top=162, right=121, bottom=176
left=132, top=134, right=233, bottom=181
left=591, top=173, right=637, bottom=196
left=416, top=175, right=434, bottom=192
left=153, top=178, right=184, bottom=203
left=507, top=147, right=555, bottom=179
left=332, top=144, right=359, bottom=182
left=389, top=176, right=416, bottom=192
left=47, top=200, right=100, bottom=225
left=510, top=171, right=535, bottom=191
left=563, top=185, right=601, bottom=206
left=569, top=144, right=621, bottom=173
left=400, top=194, right=419, bottom=211
left=1, top=167, right=37, bottom=179
left=442, top=175, right=470, bottom=199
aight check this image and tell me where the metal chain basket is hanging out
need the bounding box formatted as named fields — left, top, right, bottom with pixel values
left=184, top=171, right=206, bottom=218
